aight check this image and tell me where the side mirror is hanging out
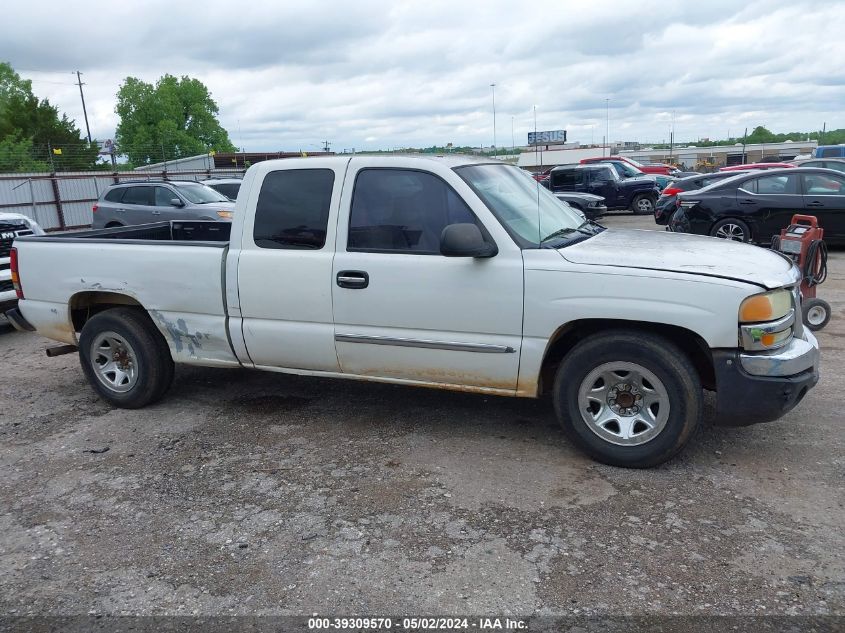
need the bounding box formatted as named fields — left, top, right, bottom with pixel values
left=170, top=198, right=184, bottom=207
left=440, top=223, right=497, bottom=258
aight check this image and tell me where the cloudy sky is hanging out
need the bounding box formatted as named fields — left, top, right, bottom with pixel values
left=3, top=0, right=843, bottom=152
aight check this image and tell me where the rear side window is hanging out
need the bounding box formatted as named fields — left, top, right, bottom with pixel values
left=121, top=186, right=153, bottom=205
left=551, top=169, right=582, bottom=189
left=348, top=169, right=477, bottom=254
left=253, top=169, right=335, bottom=249
left=211, top=183, right=240, bottom=199
left=749, top=174, right=799, bottom=195
left=104, top=188, right=125, bottom=202
left=802, top=173, right=845, bottom=195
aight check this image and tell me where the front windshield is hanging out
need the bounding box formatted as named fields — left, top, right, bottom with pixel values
left=455, top=164, right=588, bottom=248
left=612, top=162, right=641, bottom=178
left=625, top=157, right=645, bottom=168
left=175, top=183, right=230, bottom=204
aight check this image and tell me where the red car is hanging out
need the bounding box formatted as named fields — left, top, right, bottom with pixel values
left=580, top=155, right=676, bottom=175
left=719, top=162, right=795, bottom=172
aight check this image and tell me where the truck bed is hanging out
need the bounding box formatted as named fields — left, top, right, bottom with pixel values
left=13, top=220, right=239, bottom=367
left=42, top=220, right=231, bottom=244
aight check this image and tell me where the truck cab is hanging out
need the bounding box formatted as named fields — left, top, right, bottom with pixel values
left=549, top=164, right=660, bottom=214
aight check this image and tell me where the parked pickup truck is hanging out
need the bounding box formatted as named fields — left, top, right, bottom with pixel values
left=549, top=163, right=661, bottom=214
left=6, top=156, right=820, bottom=468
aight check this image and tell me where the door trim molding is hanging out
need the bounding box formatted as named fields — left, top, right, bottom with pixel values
left=335, top=333, right=515, bottom=354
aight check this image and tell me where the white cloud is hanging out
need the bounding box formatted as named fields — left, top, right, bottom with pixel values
left=3, top=0, right=842, bottom=151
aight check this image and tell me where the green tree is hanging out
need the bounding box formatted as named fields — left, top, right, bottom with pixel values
left=0, top=62, right=100, bottom=171
left=115, top=74, right=236, bottom=165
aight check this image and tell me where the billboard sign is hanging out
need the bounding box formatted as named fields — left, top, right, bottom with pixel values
left=528, top=130, right=566, bottom=145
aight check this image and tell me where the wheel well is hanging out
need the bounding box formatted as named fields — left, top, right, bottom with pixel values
left=70, top=292, right=145, bottom=332
left=104, top=221, right=124, bottom=228
left=538, top=319, right=716, bottom=395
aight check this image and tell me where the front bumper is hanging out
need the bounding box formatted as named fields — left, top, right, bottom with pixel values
left=712, top=330, right=820, bottom=426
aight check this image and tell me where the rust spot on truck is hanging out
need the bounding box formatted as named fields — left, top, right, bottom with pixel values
left=149, top=310, right=209, bottom=357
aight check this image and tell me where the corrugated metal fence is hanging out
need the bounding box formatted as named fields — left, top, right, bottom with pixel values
left=0, top=169, right=244, bottom=231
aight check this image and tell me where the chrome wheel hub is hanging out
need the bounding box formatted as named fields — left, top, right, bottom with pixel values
left=715, top=223, right=744, bottom=241
left=577, top=362, right=670, bottom=446
left=90, top=331, right=138, bottom=393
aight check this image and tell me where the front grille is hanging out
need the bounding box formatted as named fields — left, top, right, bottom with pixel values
left=0, top=279, right=13, bottom=292
left=0, top=225, right=33, bottom=258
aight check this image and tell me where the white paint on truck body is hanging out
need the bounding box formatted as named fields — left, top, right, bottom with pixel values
left=13, top=155, right=802, bottom=397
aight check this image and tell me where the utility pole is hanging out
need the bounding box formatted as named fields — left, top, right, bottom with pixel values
left=669, top=110, right=675, bottom=164
left=820, top=122, right=826, bottom=145
left=511, top=115, right=515, bottom=154
left=322, top=140, right=331, bottom=153
left=490, top=83, right=496, bottom=159
left=605, top=98, right=610, bottom=157
left=74, top=71, right=92, bottom=144
left=742, top=127, right=748, bottom=164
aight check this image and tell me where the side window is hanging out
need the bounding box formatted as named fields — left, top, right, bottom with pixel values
left=551, top=169, right=576, bottom=189
left=253, top=169, right=335, bottom=250
left=824, top=162, right=845, bottom=174
left=751, top=174, right=798, bottom=195
left=739, top=178, right=757, bottom=194
left=104, top=188, right=125, bottom=203
left=121, top=186, right=153, bottom=205
left=802, top=173, right=845, bottom=195
left=592, top=167, right=614, bottom=183
left=348, top=169, right=478, bottom=254
left=820, top=147, right=840, bottom=158
left=154, top=187, right=176, bottom=206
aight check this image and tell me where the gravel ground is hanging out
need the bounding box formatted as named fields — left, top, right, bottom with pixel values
left=0, top=214, right=843, bottom=622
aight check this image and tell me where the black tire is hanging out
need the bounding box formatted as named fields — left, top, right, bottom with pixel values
left=710, top=218, right=750, bottom=242
left=631, top=194, right=655, bottom=215
left=802, top=298, right=831, bottom=331
left=78, top=307, right=174, bottom=408
left=553, top=330, right=702, bottom=468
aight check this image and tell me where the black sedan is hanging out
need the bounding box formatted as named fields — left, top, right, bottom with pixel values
left=670, top=167, right=845, bottom=243
left=553, top=192, right=607, bottom=219
left=654, top=170, right=755, bottom=225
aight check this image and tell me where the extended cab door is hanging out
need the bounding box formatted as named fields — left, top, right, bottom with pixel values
left=235, top=159, right=350, bottom=371
left=330, top=159, right=524, bottom=392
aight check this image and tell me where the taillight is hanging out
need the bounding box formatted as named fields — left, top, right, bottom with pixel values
left=92, top=204, right=98, bottom=213
left=10, top=247, right=23, bottom=300
left=662, top=187, right=683, bottom=197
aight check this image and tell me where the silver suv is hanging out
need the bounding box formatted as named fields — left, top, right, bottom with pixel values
left=93, top=181, right=236, bottom=229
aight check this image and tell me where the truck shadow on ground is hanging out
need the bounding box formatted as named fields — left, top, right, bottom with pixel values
left=165, top=364, right=740, bottom=469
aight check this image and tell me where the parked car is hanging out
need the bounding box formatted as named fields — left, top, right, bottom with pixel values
left=791, top=158, right=845, bottom=173
left=550, top=163, right=661, bottom=214
left=93, top=181, right=236, bottom=229
left=581, top=155, right=678, bottom=176
left=7, top=156, right=820, bottom=468
left=654, top=170, right=755, bottom=225
left=720, top=162, right=795, bottom=172
left=671, top=171, right=701, bottom=179
left=553, top=192, right=607, bottom=219
left=0, top=212, right=44, bottom=313
left=201, top=178, right=243, bottom=200
left=812, top=145, right=845, bottom=159
left=670, top=167, right=845, bottom=243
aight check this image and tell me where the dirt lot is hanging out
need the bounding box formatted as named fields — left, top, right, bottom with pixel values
left=1, top=214, right=843, bottom=621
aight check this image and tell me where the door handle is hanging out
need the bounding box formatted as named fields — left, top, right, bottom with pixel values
left=151, top=210, right=161, bottom=215
left=805, top=201, right=824, bottom=207
left=739, top=198, right=756, bottom=205
left=337, top=270, right=369, bottom=289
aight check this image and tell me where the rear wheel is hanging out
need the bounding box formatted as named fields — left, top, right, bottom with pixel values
left=710, top=218, right=750, bottom=242
left=78, top=308, right=174, bottom=408
left=553, top=330, right=702, bottom=468
left=631, top=194, right=655, bottom=215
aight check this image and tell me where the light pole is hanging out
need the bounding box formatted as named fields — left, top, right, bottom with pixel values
left=605, top=98, right=610, bottom=157
left=511, top=115, right=515, bottom=154
left=490, top=83, right=497, bottom=159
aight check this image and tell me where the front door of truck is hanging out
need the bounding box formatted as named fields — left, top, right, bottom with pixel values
left=330, top=164, right=523, bottom=392
left=236, top=163, right=347, bottom=371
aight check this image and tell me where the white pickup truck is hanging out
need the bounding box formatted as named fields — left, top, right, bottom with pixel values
left=6, top=156, right=820, bottom=467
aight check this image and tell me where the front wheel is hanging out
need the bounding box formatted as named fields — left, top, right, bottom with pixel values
left=78, top=308, right=174, bottom=408
left=553, top=330, right=702, bottom=468
left=631, top=194, right=655, bottom=215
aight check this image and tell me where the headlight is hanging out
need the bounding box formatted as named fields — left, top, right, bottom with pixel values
left=216, top=210, right=233, bottom=219
left=739, top=289, right=791, bottom=323
left=739, top=289, right=794, bottom=351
